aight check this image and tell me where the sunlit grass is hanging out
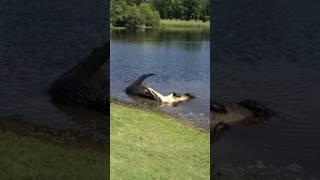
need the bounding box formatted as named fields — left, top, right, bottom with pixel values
left=111, top=103, right=209, bottom=179
left=160, top=19, right=210, bottom=30
left=110, top=19, right=210, bottom=31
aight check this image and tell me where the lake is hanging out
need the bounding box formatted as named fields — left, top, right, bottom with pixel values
left=111, top=28, right=210, bottom=130
left=212, top=0, right=320, bottom=177
left=0, top=0, right=107, bottom=134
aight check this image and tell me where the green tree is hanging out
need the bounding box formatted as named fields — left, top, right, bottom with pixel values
left=139, top=3, right=160, bottom=26
left=111, top=0, right=128, bottom=27
left=149, top=0, right=209, bottom=21
left=150, top=0, right=173, bottom=19
left=199, top=0, right=210, bottom=21
left=123, top=5, right=144, bottom=29
left=111, top=0, right=209, bottom=28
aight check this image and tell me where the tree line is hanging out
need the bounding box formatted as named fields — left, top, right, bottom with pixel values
left=111, top=0, right=210, bottom=29
left=151, top=0, right=209, bottom=21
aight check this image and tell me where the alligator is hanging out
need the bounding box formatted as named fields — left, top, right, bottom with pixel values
left=49, top=42, right=273, bottom=139
left=49, top=44, right=194, bottom=112
left=125, top=73, right=195, bottom=106
left=50, top=42, right=109, bottom=113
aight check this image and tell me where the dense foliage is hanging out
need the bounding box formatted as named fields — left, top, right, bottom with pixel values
left=111, top=0, right=209, bottom=29
left=111, top=0, right=160, bottom=29
left=151, top=0, right=209, bottom=21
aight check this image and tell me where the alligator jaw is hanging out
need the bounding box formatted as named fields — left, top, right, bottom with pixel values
left=125, top=74, right=195, bottom=106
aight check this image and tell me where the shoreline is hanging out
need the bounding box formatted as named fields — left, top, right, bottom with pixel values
left=111, top=98, right=209, bottom=132
left=1, top=106, right=312, bottom=178
left=0, top=102, right=209, bottom=178
left=111, top=19, right=210, bottom=31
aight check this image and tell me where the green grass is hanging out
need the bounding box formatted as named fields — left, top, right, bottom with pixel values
left=0, top=130, right=107, bottom=180
left=0, top=102, right=209, bottom=179
left=110, top=23, right=127, bottom=30
left=111, top=103, right=210, bottom=179
left=159, top=19, right=210, bottom=30
left=110, top=19, right=210, bottom=31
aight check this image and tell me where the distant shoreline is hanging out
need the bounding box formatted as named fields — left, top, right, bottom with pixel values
left=111, top=19, right=210, bottom=31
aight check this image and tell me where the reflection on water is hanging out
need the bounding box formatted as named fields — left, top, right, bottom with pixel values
left=111, top=28, right=209, bottom=42
left=212, top=0, right=320, bottom=176
left=111, top=28, right=210, bottom=130
left=0, top=0, right=107, bottom=133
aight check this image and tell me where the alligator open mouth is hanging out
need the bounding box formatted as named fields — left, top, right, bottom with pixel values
left=125, top=74, right=195, bottom=106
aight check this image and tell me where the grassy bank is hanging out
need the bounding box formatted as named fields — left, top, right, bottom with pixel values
left=110, top=23, right=127, bottom=30
left=0, top=116, right=107, bottom=179
left=111, top=103, right=210, bottom=179
left=160, top=19, right=210, bottom=30
left=0, top=102, right=209, bottom=179
left=111, top=19, right=210, bottom=31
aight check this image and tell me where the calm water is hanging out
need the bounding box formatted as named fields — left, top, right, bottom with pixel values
left=0, top=0, right=107, bottom=133
left=212, top=0, right=320, bottom=176
left=111, top=29, right=210, bottom=129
